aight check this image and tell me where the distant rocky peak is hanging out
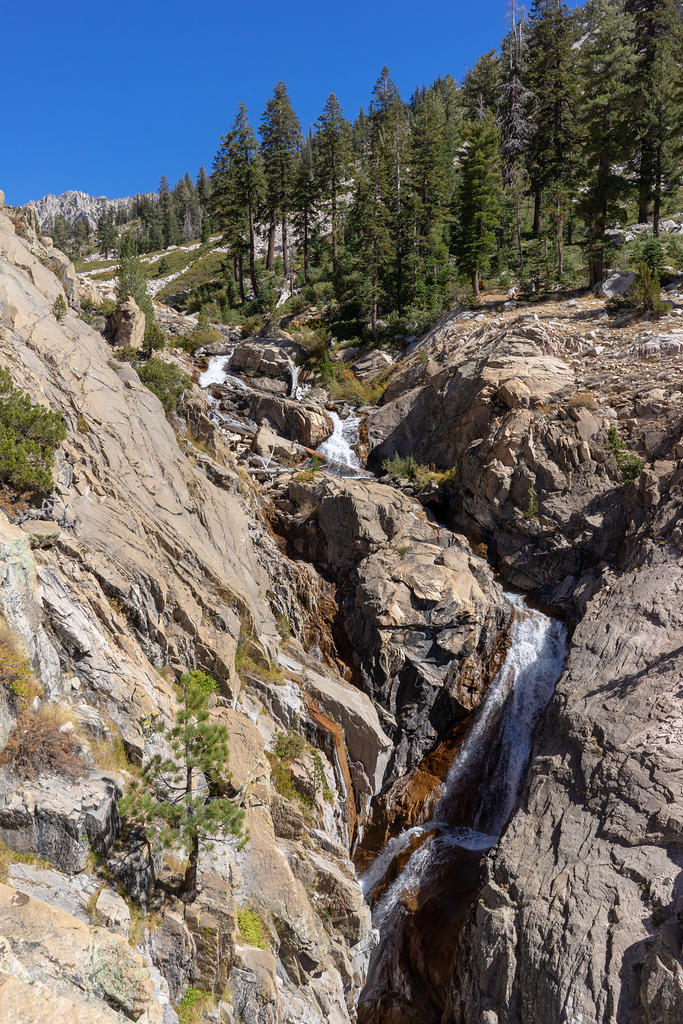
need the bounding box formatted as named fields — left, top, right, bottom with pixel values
left=27, top=188, right=155, bottom=230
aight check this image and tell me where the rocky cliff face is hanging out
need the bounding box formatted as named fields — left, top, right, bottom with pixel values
left=28, top=189, right=155, bottom=230
left=0, top=202, right=385, bottom=1023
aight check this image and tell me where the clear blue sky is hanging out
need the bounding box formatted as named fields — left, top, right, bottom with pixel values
left=3, top=0, right=578, bottom=205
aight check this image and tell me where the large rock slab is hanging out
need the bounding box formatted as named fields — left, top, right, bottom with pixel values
left=0, top=768, right=121, bottom=874
left=0, top=881, right=164, bottom=1022
left=248, top=393, right=333, bottom=448
left=281, top=478, right=510, bottom=778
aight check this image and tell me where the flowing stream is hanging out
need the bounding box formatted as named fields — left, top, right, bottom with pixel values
left=316, top=410, right=364, bottom=476
left=359, top=594, right=568, bottom=1006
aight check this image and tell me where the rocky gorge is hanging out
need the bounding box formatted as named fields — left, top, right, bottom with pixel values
left=0, top=194, right=681, bottom=1024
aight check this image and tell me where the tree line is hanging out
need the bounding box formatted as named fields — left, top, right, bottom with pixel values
left=51, top=0, right=681, bottom=343
left=206, top=0, right=681, bottom=339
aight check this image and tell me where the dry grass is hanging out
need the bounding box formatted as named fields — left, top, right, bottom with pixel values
left=0, top=705, right=84, bottom=781
left=0, top=837, right=51, bottom=882
left=569, top=390, right=598, bottom=410
left=0, top=626, right=42, bottom=709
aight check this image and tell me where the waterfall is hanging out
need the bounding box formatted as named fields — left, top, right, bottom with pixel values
left=198, top=354, right=250, bottom=391
left=317, top=410, right=364, bottom=476
left=362, top=594, right=568, bottom=929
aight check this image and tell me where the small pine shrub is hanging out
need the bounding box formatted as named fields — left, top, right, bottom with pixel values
left=52, top=294, right=67, bottom=321
left=0, top=368, right=66, bottom=493
left=138, top=358, right=190, bottom=415
left=608, top=263, right=667, bottom=316
left=605, top=425, right=643, bottom=482
left=144, top=323, right=167, bottom=351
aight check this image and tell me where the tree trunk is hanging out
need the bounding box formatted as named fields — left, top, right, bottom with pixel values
left=282, top=214, right=289, bottom=278
left=532, top=187, right=542, bottom=237
left=237, top=255, right=245, bottom=303
left=248, top=204, right=259, bottom=297
left=638, top=144, right=653, bottom=225
left=556, top=190, right=563, bottom=280
left=653, top=140, right=662, bottom=237
left=183, top=836, right=199, bottom=901
left=515, top=196, right=524, bottom=271
left=472, top=269, right=480, bottom=296
left=331, top=186, right=338, bottom=275
left=266, top=219, right=276, bottom=269
left=302, top=210, right=309, bottom=285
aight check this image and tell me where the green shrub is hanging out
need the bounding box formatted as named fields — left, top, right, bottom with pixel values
left=276, top=613, right=292, bottom=641
left=52, top=294, right=67, bottom=321
left=0, top=368, right=66, bottom=493
left=526, top=484, right=539, bottom=519
left=605, top=425, right=643, bottom=482
left=237, top=908, right=267, bottom=949
left=144, top=323, right=166, bottom=351
left=177, top=986, right=215, bottom=1024
left=383, top=453, right=418, bottom=479
left=608, top=263, right=667, bottom=316
left=137, top=358, right=190, bottom=415
left=634, top=236, right=666, bottom=276
left=0, top=630, right=42, bottom=709
left=157, top=257, right=170, bottom=276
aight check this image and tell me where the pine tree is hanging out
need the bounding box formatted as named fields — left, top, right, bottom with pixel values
left=119, top=670, right=246, bottom=900
left=371, top=67, right=409, bottom=313
left=96, top=212, right=117, bottom=257
left=628, top=0, right=683, bottom=231
left=455, top=113, right=503, bottom=296
left=463, top=50, right=502, bottom=121
left=526, top=0, right=578, bottom=248
left=116, top=233, right=153, bottom=326
left=292, top=131, right=318, bottom=285
left=260, top=82, right=302, bottom=277
left=349, top=127, right=391, bottom=343
left=159, top=175, right=182, bottom=248
left=407, top=89, right=452, bottom=306
left=212, top=103, right=265, bottom=299
left=499, top=3, right=531, bottom=269
left=578, top=0, right=636, bottom=286
left=315, top=93, right=351, bottom=274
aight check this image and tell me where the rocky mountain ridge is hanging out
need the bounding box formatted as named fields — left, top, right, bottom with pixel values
left=28, top=189, right=155, bottom=230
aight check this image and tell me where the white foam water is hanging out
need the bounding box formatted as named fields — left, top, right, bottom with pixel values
left=198, top=354, right=250, bottom=391
left=317, top=410, right=363, bottom=475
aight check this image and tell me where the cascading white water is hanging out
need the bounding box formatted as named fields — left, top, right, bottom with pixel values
left=363, top=593, right=568, bottom=929
left=317, top=410, right=364, bottom=476
left=198, top=354, right=250, bottom=391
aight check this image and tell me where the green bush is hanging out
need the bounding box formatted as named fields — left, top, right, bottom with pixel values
left=177, top=986, right=215, bottom=1024
left=634, top=236, right=666, bottom=276
left=52, top=294, right=67, bottom=321
left=608, top=263, right=667, bottom=316
left=606, top=425, right=643, bottom=482
left=144, top=323, right=166, bottom=351
left=237, top=908, right=268, bottom=949
left=0, top=369, right=66, bottom=493
left=138, top=358, right=190, bottom=415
